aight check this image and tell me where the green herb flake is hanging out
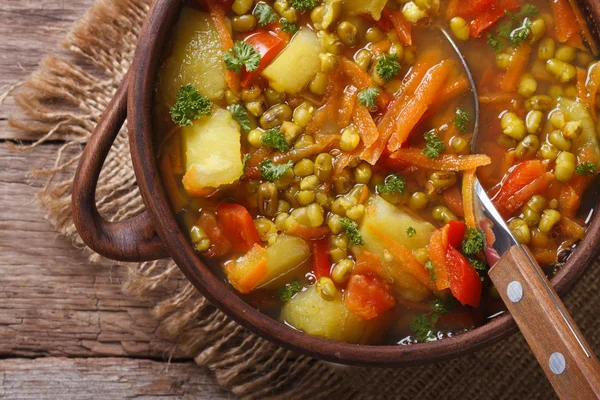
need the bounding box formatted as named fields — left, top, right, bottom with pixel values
left=497, top=20, right=514, bottom=39
left=230, top=104, right=251, bottom=132
left=410, top=314, right=439, bottom=342
left=224, top=41, right=261, bottom=73
left=280, top=18, right=298, bottom=34
left=487, top=34, right=503, bottom=54
left=261, top=127, right=290, bottom=152
left=454, top=108, right=471, bottom=134
left=462, top=227, right=485, bottom=256
left=430, top=297, right=457, bottom=315
left=510, top=18, right=532, bottom=47
left=340, top=217, right=365, bottom=246
left=470, top=258, right=489, bottom=271
left=280, top=281, right=303, bottom=302
left=422, top=131, right=446, bottom=159
left=424, top=260, right=436, bottom=281
left=575, top=161, right=596, bottom=176
left=517, top=4, right=539, bottom=18
left=170, top=84, right=212, bottom=126
left=253, top=2, right=278, bottom=26
left=376, top=174, right=406, bottom=195
left=406, top=226, right=417, bottom=238
left=290, top=0, right=317, bottom=11
left=376, top=53, right=401, bottom=82
left=357, top=87, right=380, bottom=109
left=259, top=159, right=294, bottom=181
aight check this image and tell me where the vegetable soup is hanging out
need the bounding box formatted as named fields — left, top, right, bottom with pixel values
left=155, top=0, right=600, bottom=344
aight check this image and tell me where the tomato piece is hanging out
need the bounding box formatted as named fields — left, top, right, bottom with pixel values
left=470, top=0, right=519, bottom=37
left=446, top=220, right=466, bottom=249
left=491, top=160, right=546, bottom=216
left=382, top=9, right=412, bottom=46
left=198, top=211, right=233, bottom=258
left=345, top=274, right=395, bottom=320
left=216, top=203, right=261, bottom=252
left=354, top=250, right=384, bottom=276
left=456, top=0, right=495, bottom=18
left=445, top=246, right=482, bottom=307
left=311, top=239, right=331, bottom=279
left=241, top=31, right=286, bottom=88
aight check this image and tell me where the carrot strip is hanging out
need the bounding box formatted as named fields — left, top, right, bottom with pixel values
left=389, top=148, right=491, bottom=171
left=428, top=228, right=449, bottom=290
left=225, top=244, right=268, bottom=294
left=340, top=57, right=390, bottom=109
left=306, top=70, right=345, bottom=135
left=501, top=44, right=531, bottom=92
left=443, top=186, right=465, bottom=218
left=387, top=61, right=453, bottom=152
left=434, top=75, right=469, bottom=107
left=494, top=172, right=555, bottom=218
left=552, top=0, right=580, bottom=43
left=370, top=39, right=391, bottom=57
left=339, top=85, right=358, bottom=128
left=384, top=9, right=412, bottom=46
left=402, top=50, right=444, bottom=94
left=462, top=169, right=477, bottom=228
left=560, top=216, right=586, bottom=240
left=353, top=102, right=379, bottom=148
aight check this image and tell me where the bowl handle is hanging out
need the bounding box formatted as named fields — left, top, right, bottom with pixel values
left=72, top=74, right=168, bottom=262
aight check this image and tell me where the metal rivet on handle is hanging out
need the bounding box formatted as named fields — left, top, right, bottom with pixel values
left=507, top=281, right=523, bottom=303
left=549, top=352, right=566, bottom=375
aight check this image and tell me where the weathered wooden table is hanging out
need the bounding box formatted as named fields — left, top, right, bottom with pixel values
left=0, top=1, right=231, bottom=397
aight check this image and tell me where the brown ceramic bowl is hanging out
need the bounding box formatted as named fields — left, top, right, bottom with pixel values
left=72, top=0, right=600, bottom=366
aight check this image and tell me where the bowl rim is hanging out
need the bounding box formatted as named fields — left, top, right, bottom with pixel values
left=127, top=0, right=600, bottom=367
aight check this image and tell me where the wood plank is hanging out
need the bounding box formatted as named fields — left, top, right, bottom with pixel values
left=0, top=0, right=94, bottom=140
left=0, top=145, right=180, bottom=359
left=0, top=357, right=233, bottom=399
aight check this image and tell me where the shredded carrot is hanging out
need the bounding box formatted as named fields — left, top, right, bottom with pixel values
left=387, top=61, right=453, bottom=152
left=340, top=57, right=390, bottom=110
left=552, top=0, right=580, bottom=44
left=243, top=147, right=273, bottom=179
left=339, top=85, right=358, bottom=128
left=371, top=39, right=391, bottom=57
left=305, top=70, right=345, bottom=135
left=358, top=185, right=370, bottom=205
left=389, top=148, right=491, bottom=171
left=353, top=102, right=379, bottom=148
left=462, top=169, right=477, bottom=228
left=272, top=136, right=337, bottom=165
left=501, top=44, right=531, bottom=92
left=402, top=50, right=444, bottom=94
left=360, top=94, right=405, bottom=165
left=568, top=0, right=599, bottom=55
left=428, top=228, right=449, bottom=290
left=384, top=9, right=412, bottom=46
left=443, top=186, right=465, bottom=218
left=434, top=75, right=469, bottom=107
left=494, top=172, right=555, bottom=218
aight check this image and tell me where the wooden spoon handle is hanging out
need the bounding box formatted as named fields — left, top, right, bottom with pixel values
left=489, top=245, right=600, bottom=399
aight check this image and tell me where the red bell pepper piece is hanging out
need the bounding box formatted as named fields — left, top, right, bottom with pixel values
left=445, top=246, right=482, bottom=307
left=241, top=31, right=286, bottom=88
left=470, top=0, right=520, bottom=38
left=216, top=203, right=261, bottom=252
left=311, top=239, right=331, bottom=279
left=456, top=0, right=495, bottom=19
left=446, top=220, right=467, bottom=249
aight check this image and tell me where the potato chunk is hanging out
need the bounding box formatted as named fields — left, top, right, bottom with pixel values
left=280, top=285, right=383, bottom=343
left=342, top=0, right=388, bottom=20
left=156, top=7, right=226, bottom=111
left=259, top=235, right=311, bottom=288
left=261, top=29, right=322, bottom=94
left=181, top=109, right=243, bottom=194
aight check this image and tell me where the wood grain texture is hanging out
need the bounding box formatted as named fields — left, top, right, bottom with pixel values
left=489, top=246, right=600, bottom=399
left=0, top=357, right=233, bottom=399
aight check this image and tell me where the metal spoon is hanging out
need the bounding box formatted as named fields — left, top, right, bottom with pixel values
left=440, top=28, right=600, bottom=398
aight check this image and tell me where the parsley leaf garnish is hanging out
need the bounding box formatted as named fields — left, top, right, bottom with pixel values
left=575, top=161, right=596, bottom=175
left=454, top=108, right=471, bottom=134
left=259, top=159, right=294, bottom=181
left=170, top=84, right=212, bottom=126
left=423, top=131, right=446, bottom=159
left=340, top=218, right=365, bottom=246
left=230, top=104, right=251, bottom=132
left=410, top=314, right=439, bottom=342
left=253, top=2, right=278, bottom=26
left=497, top=20, right=514, bottom=39
left=261, top=127, right=290, bottom=152
left=406, top=226, right=417, bottom=238
left=290, top=0, right=316, bottom=10
left=462, top=227, right=485, bottom=255
left=517, top=4, right=539, bottom=18
left=376, top=53, right=401, bottom=82
left=510, top=18, right=532, bottom=47
left=430, top=297, right=457, bottom=315
left=424, top=260, right=436, bottom=281
left=280, top=281, right=303, bottom=302
left=224, top=41, right=261, bottom=73
left=469, top=258, right=488, bottom=271
left=280, top=18, right=298, bottom=34
left=376, top=174, right=406, bottom=195
left=358, top=87, right=380, bottom=109
left=487, top=34, right=503, bottom=54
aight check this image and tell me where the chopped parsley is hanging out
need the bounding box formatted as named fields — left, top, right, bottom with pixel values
left=290, top=0, right=316, bottom=11
left=259, top=159, right=294, bottom=181
left=224, top=41, right=261, bottom=73
left=241, top=153, right=250, bottom=178
left=497, top=20, right=514, bottom=39
left=279, top=281, right=303, bottom=302
left=261, top=127, right=290, bottom=152
left=517, top=4, right=539, bottom=18
left=253, top=2, right=278, bottom=26
left=406, top=226, right=417, bottom=238
left=454, top=108, right=471, bottom=134
left=357, top=87, right=379, bottom=109
left=462, top=227, right=485, bottom=256
left=424, top=260, right=436, bottom=281
left=230, top=104, right=251, bottom=132
left=170, top=85, right=212, bottom=126
left=510, top=18, right=532, bottom=47
left=410, top=314, right=439, bottom=342
left=487, top=34, right=503, bottom=54
left=340, top=218, right=365, bottom=246
left=376, top=53, right=401, bottom=82
left=470, top=258, right=488, bottom=271
left=280, top=18, right=298, bottom=34
left=575, top=161, right=596, bottom=176
left=422, top=131, right=446, bottom=159
left=431, top=297, right=457, bottom=315
left=376, top=174, right=406, bottom=195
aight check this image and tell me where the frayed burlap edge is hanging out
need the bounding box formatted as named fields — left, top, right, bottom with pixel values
left=6, top=0, right=354, bottom=399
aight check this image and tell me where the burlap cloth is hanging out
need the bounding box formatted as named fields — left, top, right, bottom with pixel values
left=7, top=0, right=599, bottom=398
